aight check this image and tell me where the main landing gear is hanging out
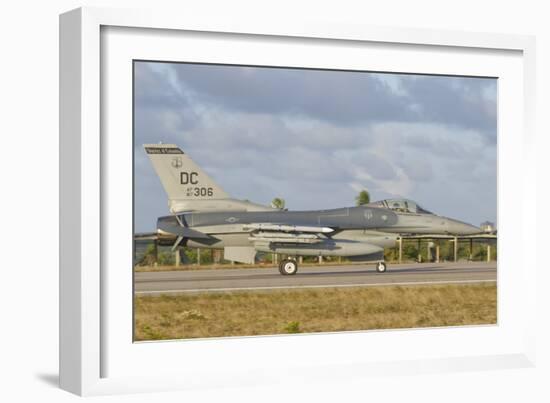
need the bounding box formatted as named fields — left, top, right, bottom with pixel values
left=279, top=258, right=298, bottom=275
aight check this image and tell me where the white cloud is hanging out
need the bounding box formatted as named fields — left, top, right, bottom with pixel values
left=133, top=62, right=497, bottom=230
left=375, top=74, right=408, bottom=97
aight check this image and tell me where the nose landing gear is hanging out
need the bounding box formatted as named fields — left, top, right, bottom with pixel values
left=376, top=261, right=387, bottom=273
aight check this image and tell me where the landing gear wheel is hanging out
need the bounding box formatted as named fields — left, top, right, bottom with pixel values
left=279, top=259, right=298, bottom=275
left=376, top=262, right=387, bottom=273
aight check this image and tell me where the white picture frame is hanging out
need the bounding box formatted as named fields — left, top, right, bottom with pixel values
left=59, top=6, right=537, bottom=396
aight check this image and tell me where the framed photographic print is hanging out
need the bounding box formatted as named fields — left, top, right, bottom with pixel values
left=60, top=7, right=537, bottom=396
left=132, top=60, right=497, bottom=341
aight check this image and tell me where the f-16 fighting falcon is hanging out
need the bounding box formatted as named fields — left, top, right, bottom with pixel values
left=141, top=144, right=480, bottom=275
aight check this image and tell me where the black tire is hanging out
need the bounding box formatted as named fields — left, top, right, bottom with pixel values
left=279, top=259, right=298, bottom=275
left=376, top=261, right=387, bottom=273
left=278, top=260, right=285, bottom=274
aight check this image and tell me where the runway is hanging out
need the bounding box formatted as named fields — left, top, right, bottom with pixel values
left=134, top=261, right=497, bottom=295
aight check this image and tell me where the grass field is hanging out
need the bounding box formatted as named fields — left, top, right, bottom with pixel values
left=134, top=283, right=497, bottom=341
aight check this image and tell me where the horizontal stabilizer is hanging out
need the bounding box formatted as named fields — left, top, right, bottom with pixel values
left=157, top=218, right=212, bottom=240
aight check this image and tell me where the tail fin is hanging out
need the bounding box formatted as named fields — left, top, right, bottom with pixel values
left=144, top=144, right=229, bottom=207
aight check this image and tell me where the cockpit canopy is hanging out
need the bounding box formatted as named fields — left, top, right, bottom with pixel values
left=368, top=199, right=433, bottom=215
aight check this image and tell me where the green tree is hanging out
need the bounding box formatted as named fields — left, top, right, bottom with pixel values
left=137, top=242, right=157, bottom=266
left=271, top=197, right=286, bottom=210
left=355, top=190, right=370, bottom=206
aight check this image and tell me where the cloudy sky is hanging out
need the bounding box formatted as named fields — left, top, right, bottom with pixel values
left=133, top=61, right=497, bottom=232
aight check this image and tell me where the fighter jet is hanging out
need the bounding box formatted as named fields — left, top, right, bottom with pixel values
left=141, top=144, right=480, bottom=275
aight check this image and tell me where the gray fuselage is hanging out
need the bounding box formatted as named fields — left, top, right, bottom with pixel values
left=157, top=205, right=479, bottom=252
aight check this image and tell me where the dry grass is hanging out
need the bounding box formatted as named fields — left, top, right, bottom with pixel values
left=134, top=283, right=496, bottom=341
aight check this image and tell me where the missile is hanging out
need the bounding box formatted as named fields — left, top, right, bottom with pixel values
left=243, top=223, right=334, bottom=233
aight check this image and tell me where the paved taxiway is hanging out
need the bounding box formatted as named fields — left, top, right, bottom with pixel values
left=134, top=262, right=496, bottom=295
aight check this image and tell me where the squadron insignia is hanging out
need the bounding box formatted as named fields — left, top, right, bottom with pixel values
left=171, top=157, right=182, bottom=168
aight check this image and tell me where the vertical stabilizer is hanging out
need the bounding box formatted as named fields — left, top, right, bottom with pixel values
left=144, top=144, right=229, bottom=204
left=144, top=144, right=274, bottom=213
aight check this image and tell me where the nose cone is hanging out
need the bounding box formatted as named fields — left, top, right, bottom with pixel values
left=446, top=219, right=480, bottom=235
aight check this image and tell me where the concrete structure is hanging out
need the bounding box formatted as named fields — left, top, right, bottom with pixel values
left=135, top=234, right=496, bottom=268
left=396, top=234, right=497, bottom=263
